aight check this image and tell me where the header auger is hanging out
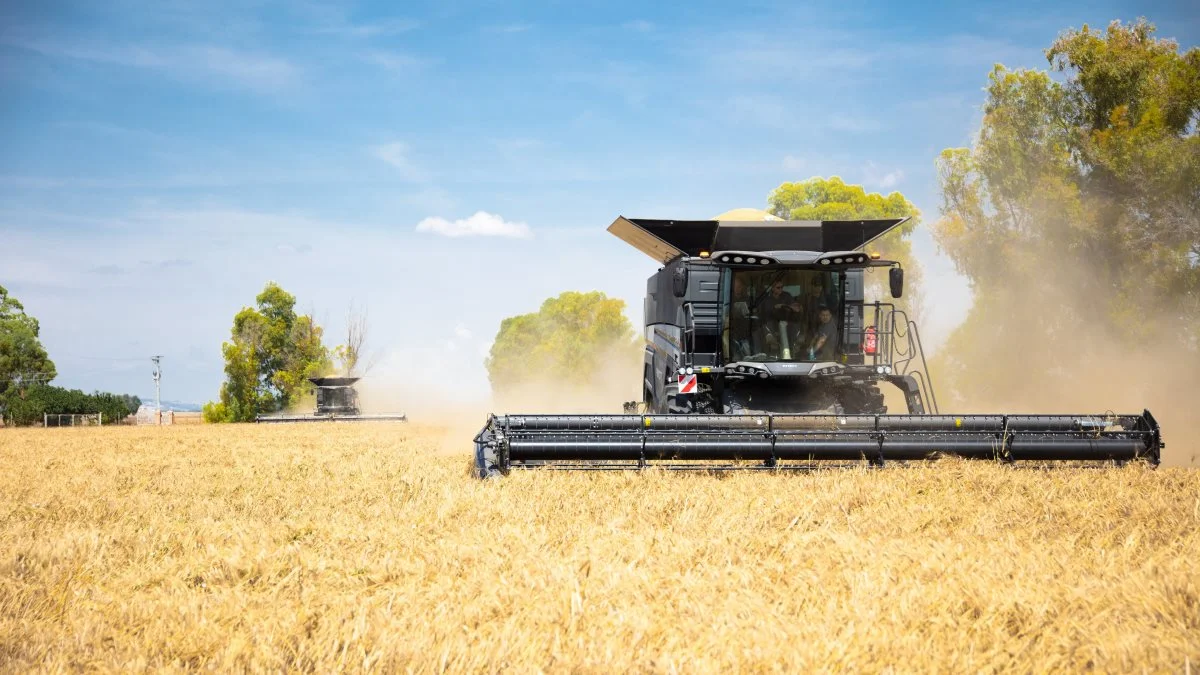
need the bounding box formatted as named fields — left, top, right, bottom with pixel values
left=474, top=212, right=1162, bottom=477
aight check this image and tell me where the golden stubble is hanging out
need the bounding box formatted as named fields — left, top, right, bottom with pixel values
left=0, top=423, right=1196, bottom=672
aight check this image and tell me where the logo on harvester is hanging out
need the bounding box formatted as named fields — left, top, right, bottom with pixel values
left=678, top=372, right=697, bottom=394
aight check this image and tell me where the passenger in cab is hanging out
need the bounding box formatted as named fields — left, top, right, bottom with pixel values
left=759, top=277, right=800, bottom=357
left=807, top=306, right=839, bottom=361
left=727, top=276, right=754, bottom=359
left=802, top=278, right=830, bottom=330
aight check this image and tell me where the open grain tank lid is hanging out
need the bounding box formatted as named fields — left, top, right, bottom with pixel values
left=308, top=376, right=361, bottom=388
left=607, top=210, right=909, bottom=263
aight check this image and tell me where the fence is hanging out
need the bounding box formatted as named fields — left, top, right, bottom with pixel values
left=134, top=407, right=204, bottom=425
left=43, top=413, right=103, bottom=427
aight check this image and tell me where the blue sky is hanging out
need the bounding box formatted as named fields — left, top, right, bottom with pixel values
left=2, top=0, right=1196, bottom=407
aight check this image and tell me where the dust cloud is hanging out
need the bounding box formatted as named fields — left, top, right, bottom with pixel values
left=351, top=344, right=641, bottom=457
left=949, top=341, right=1196, bottom=467
left=924, top=249, right=1198, bottom=467
left=351, top=261, right=1196, bottom=467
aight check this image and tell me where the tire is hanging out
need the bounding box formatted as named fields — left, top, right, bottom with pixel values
left=839, top=385, right=886, bottom=415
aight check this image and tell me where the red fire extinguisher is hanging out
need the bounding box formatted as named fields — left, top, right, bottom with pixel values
left=864, top=326, right=877, bottom=355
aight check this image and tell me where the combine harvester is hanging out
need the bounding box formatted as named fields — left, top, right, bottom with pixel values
left=474, top=212, right=1162, bottom=477
left=256, top=376, right=407, bottom=423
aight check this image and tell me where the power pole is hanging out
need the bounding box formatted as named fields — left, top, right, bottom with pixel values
left=151, top=355, right=163, bottom=424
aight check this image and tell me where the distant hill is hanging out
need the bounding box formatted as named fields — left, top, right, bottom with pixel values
left=141, top=399, right=203, bottom=412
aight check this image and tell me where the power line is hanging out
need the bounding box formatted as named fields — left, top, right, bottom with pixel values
left=0, top=373, right=56, bottom=383
left=60, top=355, right=151, bottom=363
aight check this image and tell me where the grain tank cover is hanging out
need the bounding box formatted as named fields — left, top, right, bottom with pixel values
left=308, top=376, right=361, bottom=388
left=607, top=216, right=909, bottom=263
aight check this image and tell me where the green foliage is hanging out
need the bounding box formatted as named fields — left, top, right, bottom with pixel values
left=486, top=291, right=640, bottom=395
left=2, top=385, right=139, bottom=426
left=933, top=19, right=1200, bottom=406
left=768, top=177, right=925, bottom=318
left=207, top=282, right=331, bottom=422
left=0, top=286, right=57, bottom=411
left=202, top=400, right=231, bottom=424
left=768, top=177, right=921, bottom=232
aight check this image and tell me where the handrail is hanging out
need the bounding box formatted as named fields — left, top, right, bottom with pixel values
left=846, top=303, right=940, bottom=415
left=682, top=303, right=696, bottom=369
left=906, top=318, right=940, bottom=414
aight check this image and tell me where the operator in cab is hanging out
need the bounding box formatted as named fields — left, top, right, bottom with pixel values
left=757, top=278, right=797, bottom=320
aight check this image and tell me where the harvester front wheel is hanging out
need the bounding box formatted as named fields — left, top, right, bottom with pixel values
left=838, top=385, right=887, bottom=415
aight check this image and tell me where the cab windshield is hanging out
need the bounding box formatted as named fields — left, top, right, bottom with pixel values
left=723, top=268, right=841, bottom=362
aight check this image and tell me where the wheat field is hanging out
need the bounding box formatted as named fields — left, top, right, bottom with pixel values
left=1, top=422, right=1197, bottom=673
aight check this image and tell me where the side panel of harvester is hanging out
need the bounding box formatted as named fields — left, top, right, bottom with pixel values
left=641, top=258, right=721, bottom=413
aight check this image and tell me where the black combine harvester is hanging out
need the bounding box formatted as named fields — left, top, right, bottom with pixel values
left=474, top=214, right=1162, bottom=477
left=256, top=377, right=407, bottom=423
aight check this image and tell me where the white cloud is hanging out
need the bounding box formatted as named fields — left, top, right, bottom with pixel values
left=706, top=38, right=872, bottom=83
left=483, top=23, right=533, bottom=34
left=415, top=211, right=532, bottom=238
left=725, top=94, right=789, bottom=128
left=862, top=161, right=905, bottom=190
left=371, top=142, right=427, bottom=182
left=454, top=324, right=473, bottom=340
left=391, top=186, right=457, bottom=214
left=781, top=155, right=806, bottom=171
left=363, top=50, right=431, bottom=73
left=184, top=46, right=298, bottom=93
left=1, top=35, right=299, bottom=94
left=492, top=138, right=544, bottom=153
left=828, top=115, right=883, bottom=133
left=315, top=18, right=421, bottom=38
left=877, top=171, right=903, bottom=189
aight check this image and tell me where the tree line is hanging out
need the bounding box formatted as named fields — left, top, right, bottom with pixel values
left=0, top=285, right=142, bottom=426
left=932, top=18, right=1198, bottom=406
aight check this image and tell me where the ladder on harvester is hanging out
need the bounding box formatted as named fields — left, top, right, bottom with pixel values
left=862, top=303, right=940, bottom=415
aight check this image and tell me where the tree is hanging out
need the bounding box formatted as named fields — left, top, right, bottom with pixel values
left=768, top=177, right=926, bottom=321
left=486, top=291, right=640, bottom=400
left=333, top=302, right=376, bottom=377
left=3, top=385, right=140, bottom=426
left=933, top=19, right=1199, bottom=409
left=0, top=286, right=57, bottom=416
left=206, top=282, right=331, bottom=422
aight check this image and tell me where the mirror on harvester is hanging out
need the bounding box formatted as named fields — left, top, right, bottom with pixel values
left=890, top=267, right=904, bottom=298
left=672, top=267, right=688, bottom=297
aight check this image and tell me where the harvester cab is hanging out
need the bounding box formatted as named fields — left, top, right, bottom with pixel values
left=473, top=213, right=1162, bottom=477
left=612, top=215, right=931, bottom=418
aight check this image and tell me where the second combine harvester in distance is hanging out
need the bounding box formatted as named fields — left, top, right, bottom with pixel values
left=474, top=211, right=1162, bottom=477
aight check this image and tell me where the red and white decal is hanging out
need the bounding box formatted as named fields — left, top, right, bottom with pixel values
left=678, top=373, right=697, bottom=394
